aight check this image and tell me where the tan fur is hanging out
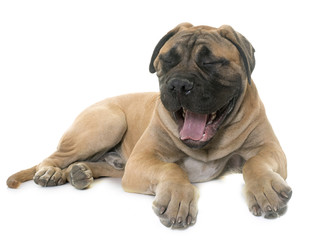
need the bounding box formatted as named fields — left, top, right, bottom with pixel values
left=7, top=23, right=291, bottom=228
left=7, top=165, right=37, bottom=188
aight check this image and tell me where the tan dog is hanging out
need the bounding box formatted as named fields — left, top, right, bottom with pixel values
left=7, top=23, right=292, bottom=228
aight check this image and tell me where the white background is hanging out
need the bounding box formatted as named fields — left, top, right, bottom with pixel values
left=1, top=0, right=325, bottom=239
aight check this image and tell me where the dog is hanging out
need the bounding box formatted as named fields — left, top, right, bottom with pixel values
left=7, top=23, right=292, bottom=228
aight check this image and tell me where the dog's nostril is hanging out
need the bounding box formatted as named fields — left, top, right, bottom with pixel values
left=168, top=78, right=194, bottom=93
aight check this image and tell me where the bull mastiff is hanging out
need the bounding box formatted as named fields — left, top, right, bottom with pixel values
left=7, top=23, right=292, bottom=228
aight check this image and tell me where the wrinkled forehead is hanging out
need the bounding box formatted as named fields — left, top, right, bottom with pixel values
left=160, top=27, right=240, bottom=61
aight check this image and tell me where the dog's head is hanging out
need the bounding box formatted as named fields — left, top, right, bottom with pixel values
left=150, top=23, right=255, bottom=148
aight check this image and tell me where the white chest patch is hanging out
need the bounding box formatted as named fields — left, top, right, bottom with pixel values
left=178, top=157, right=229, bottom=183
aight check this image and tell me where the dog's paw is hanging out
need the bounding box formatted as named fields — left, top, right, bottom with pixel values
left=152, top=182, right=199, bottom=229
left=34, top=166, right=66, bottom=187
left=103, top=152, right=125, bottom=170
left=70, top=163, right=93, bottom=190
left=245, top=172, right=292, bottom=218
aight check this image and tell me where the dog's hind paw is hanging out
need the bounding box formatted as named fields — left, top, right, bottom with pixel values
left=69, top=163, right=94, bottom=190
left=33, top=166, right=66, bottom=187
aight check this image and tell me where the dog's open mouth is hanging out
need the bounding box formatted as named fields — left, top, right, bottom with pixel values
left=173, top=97, right=236, bottom=148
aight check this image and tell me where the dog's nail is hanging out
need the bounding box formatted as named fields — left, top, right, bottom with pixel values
left=187, top=216, right=192, bottom=225
left=281, top=191, right=289, bottom=199
left=171, top=218, right=176, bottom=225
left=159, top=207, right=166, bottom=215
left=251, top=206, right=256, bottom=215
left=251, top=206, right=261, bottom=216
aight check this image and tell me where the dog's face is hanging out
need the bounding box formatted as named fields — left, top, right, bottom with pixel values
left=150, top=23, right=255, bottom=148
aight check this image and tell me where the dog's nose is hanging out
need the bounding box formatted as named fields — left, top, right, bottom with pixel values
left=168, top=78, right=194, bottom=94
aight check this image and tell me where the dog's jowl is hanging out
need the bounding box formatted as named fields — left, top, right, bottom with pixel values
left=7, top=23, right=292, bottom=228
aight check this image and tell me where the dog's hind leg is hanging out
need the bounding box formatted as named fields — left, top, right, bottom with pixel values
left=66, top=151, right=125, bottom=189
left=30, top=100, right=127, bottom=188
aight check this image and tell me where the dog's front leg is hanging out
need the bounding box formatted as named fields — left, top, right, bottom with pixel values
left=122, top=144, right=199, bottom=229
left=242, top=143, right=292, bottom=218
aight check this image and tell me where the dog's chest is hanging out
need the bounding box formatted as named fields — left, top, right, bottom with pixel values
left=178, top=157, right=229, bottom=183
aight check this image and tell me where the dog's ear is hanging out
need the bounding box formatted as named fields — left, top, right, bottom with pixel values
left=218, top=25, right=255, bottom=85
left=149, top=23, right=193, bottom=73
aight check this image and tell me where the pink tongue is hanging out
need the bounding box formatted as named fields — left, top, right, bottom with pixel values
left=180, top=110, right=208, bottom=141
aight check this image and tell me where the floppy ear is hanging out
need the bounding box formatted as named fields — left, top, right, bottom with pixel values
left=149, top=23, right=193, bottom=73
left=219, top=25, right=255, bottom=85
